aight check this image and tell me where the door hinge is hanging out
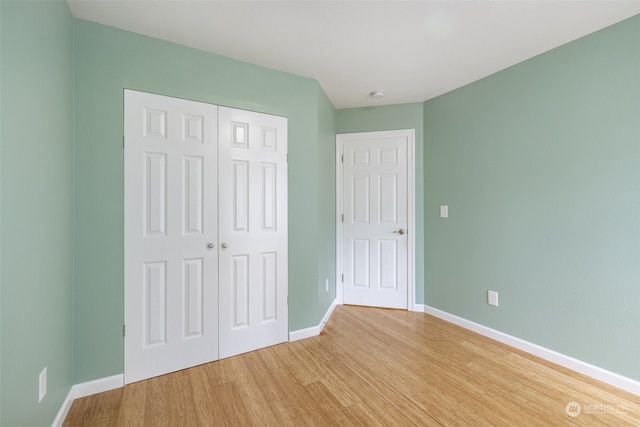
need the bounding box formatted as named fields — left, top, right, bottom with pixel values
left=341, top=214, right=344, bottom=222
left=341, top=154, right=344, bottom=163
left=287, top=296, right=289, bottom=306
left=341, top=274, right=344, bottom=282
left=123, top=324, right=126, bottom=337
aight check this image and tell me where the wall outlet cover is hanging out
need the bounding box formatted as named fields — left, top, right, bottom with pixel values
left=488, top=290, right=499, bottom=307
left=39, top=367, right=47, bottom=402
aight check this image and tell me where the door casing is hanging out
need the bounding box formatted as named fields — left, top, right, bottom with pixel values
left=335, top=129, right=416, bottom=311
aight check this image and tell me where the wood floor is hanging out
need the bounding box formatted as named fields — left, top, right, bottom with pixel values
left=63, top=305, right=640, bottom=426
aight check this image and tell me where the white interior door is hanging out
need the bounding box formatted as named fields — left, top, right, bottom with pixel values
left=340, top=131, right=411, bottom=309
left=218, top=107, right=288, bottom=359
left=124, top=90, right=218, bottom=384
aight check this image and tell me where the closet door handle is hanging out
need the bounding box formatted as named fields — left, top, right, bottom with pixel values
left=207, top=243, right=214, bottom=249
left=221, top=243, right=229, bottom=249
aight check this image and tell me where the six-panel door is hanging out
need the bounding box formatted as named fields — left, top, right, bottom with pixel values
left=217, top=107, right=288, bottom=359
left=124, top=91, right=289, bottom=383
left=124, top=90, right=219, bottom=384
left=342, top=134, right=409, bottom=309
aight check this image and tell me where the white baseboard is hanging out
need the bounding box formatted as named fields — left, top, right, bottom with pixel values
left=52, top=374, right=124, bottom=427
left=289, top=298, right=338, bottom=342
left=73, top=374, right=124, bottom=399
left=422, top=305, right=640, bottom=397
left=413, top=303, right=427, bottom=312
left=51, top=388, right=75, bottom=427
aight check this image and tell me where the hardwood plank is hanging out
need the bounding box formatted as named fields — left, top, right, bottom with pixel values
left=303, top=381, right=367, bottom=426
left=116, top=380, right=146, bottom=427
left=63, top=305, right=640, bottom=426
left=212, top=383, right=253, bottom=426
left=63, top=388, right=123, bottom=427
left=187, top=365, right=223, bottom=426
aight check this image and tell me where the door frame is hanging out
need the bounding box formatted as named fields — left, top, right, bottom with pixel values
left=335, top=129, right=416, bottom=311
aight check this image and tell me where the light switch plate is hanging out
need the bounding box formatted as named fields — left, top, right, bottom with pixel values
left=440, top=205, right=448, bottom=218
left=488, top=290, right=499, bottom=307
left=39, top=367, right=47, bottom=402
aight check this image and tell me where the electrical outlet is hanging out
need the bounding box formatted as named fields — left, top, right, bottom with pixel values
left=325, top=278, right=329, bottom=292
left=488, top=290, right=499, bottom=307
left=39, top=367, right=47, bottom=402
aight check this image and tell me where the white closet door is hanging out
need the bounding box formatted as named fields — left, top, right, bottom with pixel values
left=124, top=90, right=218, bottom=384
left=218, top=107, right=288, bottom=358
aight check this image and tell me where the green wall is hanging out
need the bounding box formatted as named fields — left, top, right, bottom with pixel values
left=1, top=3, right=638, bottom=425
left=0, top=2, right=4, bottom=422
left=336, top=103, right=425, bottom=304
left=317, top=88, right=337, bottom=316
left=73, top=20, right=337, bottom=383
left=423, top=15, right=640, bottom=380
left=0, top=3, right=3, bottom=421
left=0, top=1, right=74, bottom=425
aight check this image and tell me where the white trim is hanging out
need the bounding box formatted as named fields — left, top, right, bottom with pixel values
left=289, top=298, right=338, bottom=342
left=423, top=305, right=640, bottom=397
left=413, top=303, right=427, bottom=313
left=52, top=374, right=124, bottom=427
left=51, top=388, right=74, bottom=427
left=72, top=374, right=124, bottom=399
left=335, top=129, right=416, bottom=311
left=406, top=133, right=416, bottom=311
left=335, top=135, right=344, bottom=305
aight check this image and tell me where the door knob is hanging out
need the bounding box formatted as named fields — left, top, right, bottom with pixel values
left=207, top=243, right=214, bottom=249
left=221, top=243, right=229, bottom=249
left=393, top=229, right=406, bottom=235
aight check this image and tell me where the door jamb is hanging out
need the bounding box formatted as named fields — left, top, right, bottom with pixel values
left=335, top=129, right=417, bottom=311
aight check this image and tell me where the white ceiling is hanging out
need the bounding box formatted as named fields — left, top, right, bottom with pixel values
left=67, top=1, right=640, bottom=109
